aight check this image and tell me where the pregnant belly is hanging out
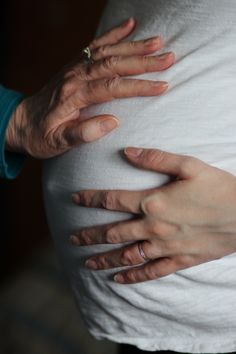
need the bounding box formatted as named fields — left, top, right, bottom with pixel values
left=42, top=24, right=236, bottom=343
left=42, top=0, right=236, bottom=349
left=42, top=69, right=236, bottom=332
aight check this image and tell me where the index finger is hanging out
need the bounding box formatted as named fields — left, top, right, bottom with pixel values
left=72, top=188, right=155, bottom=214
left=89, top=18, right=136, bottom=50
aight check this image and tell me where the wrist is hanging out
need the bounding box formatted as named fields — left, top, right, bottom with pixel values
left=6, top=98, right=29, bottom=155
left=0, top=85, right=27, bottom=179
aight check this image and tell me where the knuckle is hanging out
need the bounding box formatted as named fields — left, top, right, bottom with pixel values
left=144, top=266, right=158, bottom=280
left=101, top=191, right=116, bottom=210
left=103, top=56, right=119, bottom=71
left=80, top=229, right=92, bottom=245
left=164, top=240, right=180, bottom=255
left=176, top=255, right=193, bottom=268
left=146, top=149, right=165, bottom=167
left=128, top=40, right=137, bottom=49
left=148, top=220, right=161, bottom=236
left=144, top=195, right=167, bottom=216
left=155, top=268, right=166, bottom=278
left=121, top=249, right=134, bottom=266
left=105, top=228, right=119, bottom=243
left=98, top=256, right=109, bottom=268
left=148, top=221, right=177, bottom=238
left=125, top=271, right=137, bottom=282
left=141, top=55, right=150, bottom=67
left=82, top=63, right=95, bottom=80
left=104, top=75, right=121, bottom=92
left=59, top=79, right=77, bottom=102
left=148, top=263, right=168, bottom=278
left=96, top=45, right=109, bottom=58
left=180, top=156, right=198, bottom=174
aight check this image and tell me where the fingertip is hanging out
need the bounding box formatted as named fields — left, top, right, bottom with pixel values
left=70, top=235, right=80, bottom=246
left=121, top=17, right=137, bottom=36
left=162, top=82, right=169, bottom=94
left=162, top=51, right=176, bottom=69
left=124, top=147, right=143, bottom=158
left=153, top=81, right=169, bottom=93
left=129, top=17, right=137, bottom=34
left=108, top=115, right=120, bottom=125
left=170, top=51, right=176, bottom=63
left=100, top=116, right=119, bottom=134
left=85, top=259, right=98, bottom=270
left=114, top=273, right=125, bottom=283
left=122, top=17, right=136, bottom=28
left=72, top=193, right=80, bottom=204
left=144, top=36, right=164, bottom=52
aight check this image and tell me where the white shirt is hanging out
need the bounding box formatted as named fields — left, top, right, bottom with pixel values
left=43, top=1, right=236, bottom=352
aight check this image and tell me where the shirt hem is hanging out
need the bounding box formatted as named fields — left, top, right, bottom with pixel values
left=89, top=331, right=236, bottom=353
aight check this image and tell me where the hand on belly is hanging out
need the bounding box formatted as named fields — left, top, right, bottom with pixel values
left=71, top=147, right=236, bottom=284
left=8, top=17, right=174, bottom=159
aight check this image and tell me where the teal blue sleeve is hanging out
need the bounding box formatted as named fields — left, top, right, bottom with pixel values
left=0, top=85, right=27, bottom=179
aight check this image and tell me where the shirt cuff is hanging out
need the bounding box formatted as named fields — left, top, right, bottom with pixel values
left=0, top=85, right=27, bottom=179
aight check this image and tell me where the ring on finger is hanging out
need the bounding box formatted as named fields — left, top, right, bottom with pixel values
left=138, top=241, right=150, bottom=262
left=81, top=46, right=94, bottom=65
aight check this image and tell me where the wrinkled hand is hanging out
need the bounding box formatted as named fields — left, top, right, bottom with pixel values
left=71, top=147, right=236, bottom=284
left=6, top=18, right=174, bottom=158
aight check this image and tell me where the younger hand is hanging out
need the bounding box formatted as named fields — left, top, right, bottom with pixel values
left=72, top=148, right=236, bottom=284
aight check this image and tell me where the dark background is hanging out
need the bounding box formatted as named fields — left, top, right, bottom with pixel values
left=1, top=0, right=107, bottom=278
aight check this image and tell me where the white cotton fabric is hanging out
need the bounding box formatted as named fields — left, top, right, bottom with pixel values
left=43, top=1, right=236, bottom=352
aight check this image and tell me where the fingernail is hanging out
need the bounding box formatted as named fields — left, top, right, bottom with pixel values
left=124, top=147, right=143, bottom=157
left=153, top=81, right=169, bottom=89
left=85, top=259, right=98, bottom=270
left=158, top=52, right=173, bottom=60
left=114, top=274, right=125, bottom=283
left=70, top=235, right=80, bottom=245
left=122, top=17, right=134, bottom=27
left=72, top=193, right=80, bottom=204
left=145, top=36, right=160, bottom=46
left=100, top=118, right=119, bottom=133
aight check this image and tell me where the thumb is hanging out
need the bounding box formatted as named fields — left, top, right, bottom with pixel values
left=63, top=114, right=119, bottom=146
left=124, top=147, right=204, bottom=179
